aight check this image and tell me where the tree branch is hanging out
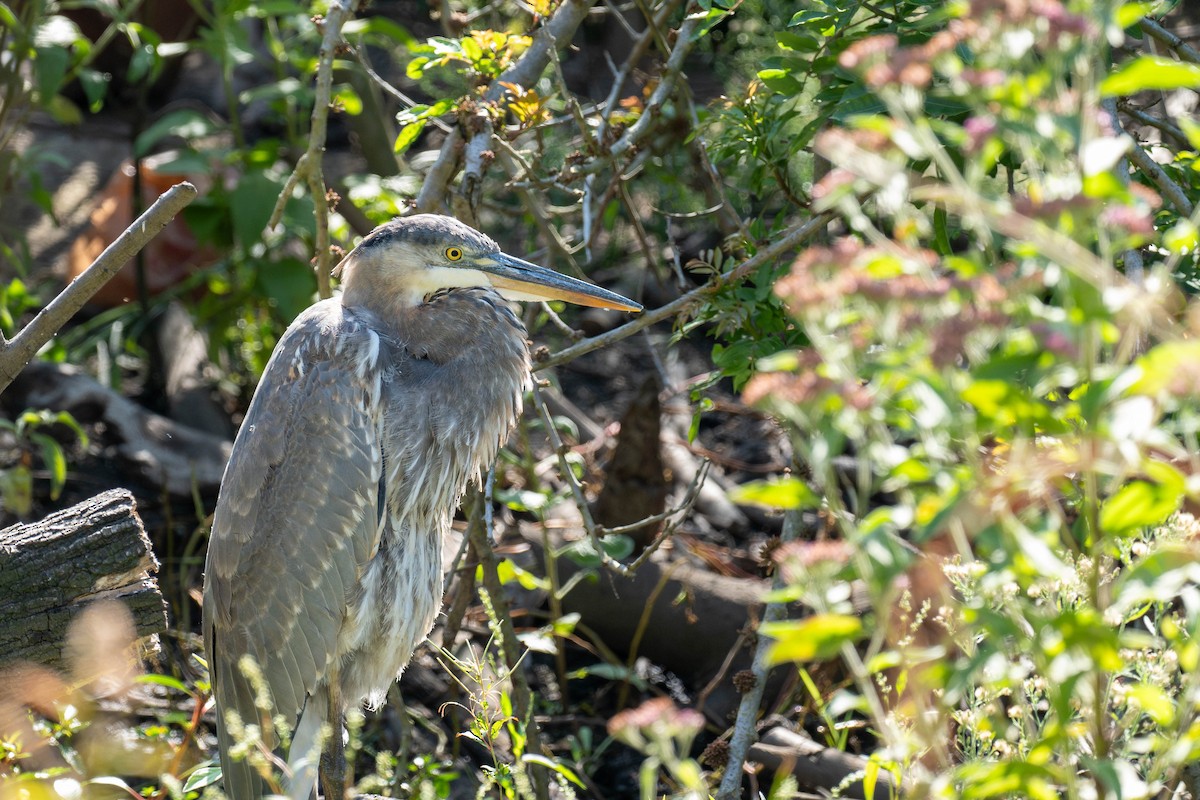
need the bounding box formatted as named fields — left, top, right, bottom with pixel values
left=0, top=181, right=198, bottom=394
left=533, top=212, right=836, bottom=371
left=1140, top=17, right=1200, bottom=64
left=415, top=0, right=600, bottom=211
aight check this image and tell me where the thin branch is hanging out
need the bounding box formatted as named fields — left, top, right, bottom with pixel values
left=715, top=503, right=802, bottom=800
left=414, top=130, right=464, bottom=214
left=533, top=212, right=836, bottom=371
left=569, top=8, right=703, bottom=177
left=353, top=46, right=453, bottom=133
left=454, top=111, right=496, bottom=225
left=1117, top=101, right=1189, bottom=148
left=1140, top=17, right=1200, bottom=64
left=415, top=0, right=601, bottom=210
left=267, top=0, right=357, bottom=300
left=0, top=182, right=199, bottom=394
left=1103, top=97, right=1144, bottom=285
left=1124, top=137, right=1195, bottom=217
left=531, top=384, right=709, bottom=578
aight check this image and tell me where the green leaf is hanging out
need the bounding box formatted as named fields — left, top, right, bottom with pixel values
left=50, top=410, right=87, bottom=448
left=1116, top=2, right=1155, bottom=28
left=333, top=85, right=363, bottom=115
left=1130, top=340, right=1200, bottom=397
left=45, top=94, right=82, bottom=125
left=405, top=55, right=430, bottom=80
left=567, top=662, right=648, bottom=689
left=1179, top=117, right=1200, bottom=151
left=1112, top=545, right=1200, bottom=618
left=135, top=108, right=219, bottom=156
left=254, top=257, right=317, bottom=323
left=762, top=614, right=863, bottom=664
left=1163, top=220, right=1198, bottom=255
left=393, top=119, right=427, bottom=155
left=522, top=754, right=586, bottom=789
left=77, top=68, right=108, bottom=112
left=33, top=44, right=69, bottom=101
left=1101, top=56, right=1200, bottom=96
left=1099, top=461, right=1185, bottom=535
left=1127, top=682, right=1175, bottom=724
left=181, top=763, right=223, bottom=793
left=492, top=558, right=550, bottom=591
left=137, top=673, right=192, bottom=693
left=730, top=476, right=819, bottom=510
left=230, top=171, right=283, bottom=248
left=1, top=467, right=33, bottom=516
left=30, top=432, right=66, bottom=499
left=0, top=4, right=18, bottom=29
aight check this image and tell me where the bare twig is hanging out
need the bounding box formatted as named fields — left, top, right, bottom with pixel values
left=606, top=13, right=699, bottom=161
left=1103, top=97, right=1144, bottom=285
left=1124, top=137, right=1195, bottom=217
left=534, top=212, right=836, bottom=371
left=0, top=182, right=198, bottom=393
left=1139, top=17, right=1200, bottom=64
left=530, top=384, right=709, bottom=577
left=414, top=130, right=465, bottom=214
left=267, top=0, right=357, bottom=300
left=716, top=504, right=802, bottom=800
left=1117, top=101, right=1189, bottom=148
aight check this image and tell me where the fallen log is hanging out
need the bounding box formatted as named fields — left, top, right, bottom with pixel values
left=5, top=361, right=232, bottom=497
left=0, top=489, right=167, bottom=669
left=515, top=524, right=791, bottom=725
left=748, top=726, right=900, bottom=800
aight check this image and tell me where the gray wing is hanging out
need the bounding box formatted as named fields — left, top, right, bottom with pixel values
left=202, top=302, right=385, bottom=792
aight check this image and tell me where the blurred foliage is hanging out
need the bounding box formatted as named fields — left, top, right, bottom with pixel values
left=730, top=0, right=1200, bottom=795
left=0, top=408, right=86, bottom=518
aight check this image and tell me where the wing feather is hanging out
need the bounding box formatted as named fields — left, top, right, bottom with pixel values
left=203, top=302, right=385, bottom=796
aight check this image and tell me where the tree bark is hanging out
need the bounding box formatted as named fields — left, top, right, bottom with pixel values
left=0, top=489, right=166, bottom=669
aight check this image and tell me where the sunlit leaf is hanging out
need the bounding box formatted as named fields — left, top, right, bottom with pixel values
left=1115, top=1, right=1155, bottom=28
left=332, top=85, right=363, bottom=115
left=181, top=763, right=223, bottom=793
left=30, top=432, right=66, bottom=499
left=762, top=614, right=863, bottom=664
left=491, top=558, right=550, bottom=591
left=1130, top=340, right=1200, bottom=397
left=1101, top=56, right=1200, bottom=96
left=393, top=119, right=426, bottom=155
left=1127, top=683, right=1174, bottom=725
left=730, top=476, right=819, bottom=510
left=522, top=754, right=586, bottom=788
left=1099, top=461, right=1185, bottom=535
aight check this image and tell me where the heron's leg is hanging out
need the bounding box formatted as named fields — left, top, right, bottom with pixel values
left=319, top=677, right=346, bottom=800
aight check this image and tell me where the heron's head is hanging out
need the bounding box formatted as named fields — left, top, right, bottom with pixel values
left=335, top=214, right=641, bottom=313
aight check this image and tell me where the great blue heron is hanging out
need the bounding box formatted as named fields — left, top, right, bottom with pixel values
left=202, top=214, right=640, bottom=799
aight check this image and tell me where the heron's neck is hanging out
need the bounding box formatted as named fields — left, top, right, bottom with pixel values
left=340, top=274, right=424, bottom=325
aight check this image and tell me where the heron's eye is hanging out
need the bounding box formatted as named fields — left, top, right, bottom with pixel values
left=445, top=246, right=464, bottom=261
